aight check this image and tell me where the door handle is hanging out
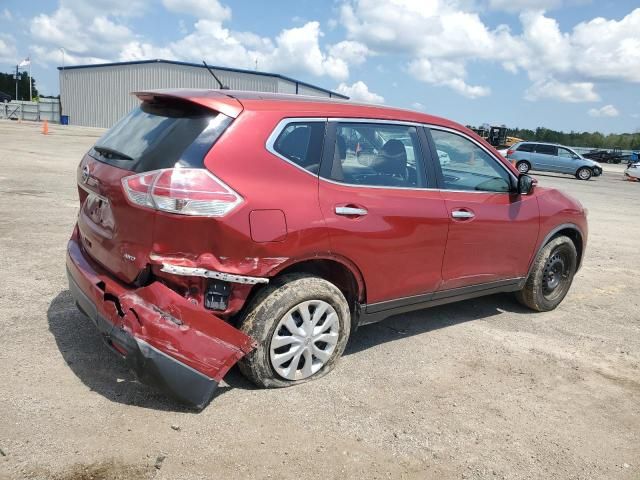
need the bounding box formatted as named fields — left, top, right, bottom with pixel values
left=335, top=206, right=368, bottom=216
left=451, top=209, right=475, bottom=219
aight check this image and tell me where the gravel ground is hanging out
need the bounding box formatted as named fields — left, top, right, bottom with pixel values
left=0, top=120, right=638, bottom=480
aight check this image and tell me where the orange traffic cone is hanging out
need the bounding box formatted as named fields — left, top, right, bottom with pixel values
left=42, top=120, right=49, bottom=135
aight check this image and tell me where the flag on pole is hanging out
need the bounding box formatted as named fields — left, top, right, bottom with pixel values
left=18, top=57, right=30, bottom=68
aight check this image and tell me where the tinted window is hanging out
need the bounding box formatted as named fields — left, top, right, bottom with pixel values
left=325, top=123, right=424, bottom=188
left=516, top=143, right=534, bottom=152
left=273, top=122, right=325, bottom=173
left=91, top=100, right=232, bottom=173
left=431, top=129, right=513, bottom=193
left=535, top=144, right=558, bottom=156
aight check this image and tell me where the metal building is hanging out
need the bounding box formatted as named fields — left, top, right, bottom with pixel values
left=58, top=59, right=348, bottom=128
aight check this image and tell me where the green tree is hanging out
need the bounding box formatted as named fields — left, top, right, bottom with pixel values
left=0, top=71, right=38, bottom=101
left=505, top=126, right=639, bottom=151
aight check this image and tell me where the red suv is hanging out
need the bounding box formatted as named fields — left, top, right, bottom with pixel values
left=67, top=89, right=588, bottom=408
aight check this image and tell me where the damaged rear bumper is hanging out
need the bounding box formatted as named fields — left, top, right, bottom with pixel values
left=65, top=234, right=256, bottom=409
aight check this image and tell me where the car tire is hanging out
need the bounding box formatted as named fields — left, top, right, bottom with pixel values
left=576, top=167, right=592, bottom=180
left=238, top=274, right=351, bottom=388
left=516, top=161, right=531, bottom=174
left=516, top=236, right=578, bottom=312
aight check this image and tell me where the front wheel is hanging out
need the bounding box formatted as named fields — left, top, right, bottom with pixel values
left=516, top=161, right=531, bottom=174
left=516, top=236, right=577, bottom=312
left=238, top=274, right=351, bottom=388
left=576, top=167, right=592, bottom=180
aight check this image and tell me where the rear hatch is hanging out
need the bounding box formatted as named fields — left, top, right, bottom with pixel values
left=76, top=93, right=238, bottom=283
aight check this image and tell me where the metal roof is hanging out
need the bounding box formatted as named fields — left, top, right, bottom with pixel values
left=56, top=59, right=348, bottom=99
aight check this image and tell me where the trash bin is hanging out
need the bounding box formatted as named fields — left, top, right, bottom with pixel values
left=61, top=115, right=69, bottom=125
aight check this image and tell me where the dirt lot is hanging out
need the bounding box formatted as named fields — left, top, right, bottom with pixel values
left=0, top=120, right=638, bottom=480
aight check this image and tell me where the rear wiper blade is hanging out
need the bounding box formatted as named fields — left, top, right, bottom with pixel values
left=93, top=146, right=133, bottom=160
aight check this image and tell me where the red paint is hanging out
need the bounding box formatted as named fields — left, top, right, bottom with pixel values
left=318, top=182, right=449, bottom=303
left=249, top=209, right=287, bottom=242
left=67, top=89, right=588, bottom=392
left=439, top=191, right=540, bottom=290
left=67, top=228, right=255, bottom=381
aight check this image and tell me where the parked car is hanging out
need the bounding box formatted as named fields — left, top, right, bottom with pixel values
left=0, top=91, right=11, bottom=103
left=437, top=149, right=451, bottom=165
left=625, top=161, right=640, bottom=181
left=506, top=142, right=602, bottom=180
left=66, top=90, right=588, bottom=408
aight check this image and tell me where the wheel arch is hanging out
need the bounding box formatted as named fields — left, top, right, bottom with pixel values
left=273, top=257, right=365, bottom=307
left=530, top=223, right=585, bottom=276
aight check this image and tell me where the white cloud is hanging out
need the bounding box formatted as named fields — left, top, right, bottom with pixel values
left=524, top=79, right=600, bottom=102
left=29, top=2, right=354, bottom=82
left=571, top=9, right=640, bottom=83
left=588, top=104, right=619, bottom=117
left=1, top=8, right=12, bottom=21
left=336, top=81, right=384, bottom=103
left=266, top=22, right=350, bottom=80
left=31, top=7, right=134, bottom=59
left=162, top=0, right=231, bottom=22
left=408, top=58, right=490, bottom=99
left=60, top=0, right=148, bottom=17
left=328, top=40, right=370, bottom=65
left=411, top=102, right=426, bottom=111
left=488, top=0, right=562, bottom=12
left=0, top=34, right=17, bottom=63
left=119, top=42, right=177, bottom=62
left=33, top=46, right=109, bottom=67
left=338, top=0, right=502, bottom=97
left=338, top=1, right=640, bottom=101
left=24, top=0, right=640, bottom=106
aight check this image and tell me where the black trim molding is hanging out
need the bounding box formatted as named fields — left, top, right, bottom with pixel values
left=358, top=277, right=526, bottom=326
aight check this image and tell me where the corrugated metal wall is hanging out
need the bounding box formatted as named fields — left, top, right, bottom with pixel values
left=60, top=62, right=335, bottom=128
left=297, top=84, right=331, bottom=97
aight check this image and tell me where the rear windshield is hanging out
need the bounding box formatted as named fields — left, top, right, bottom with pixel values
left=90, top=100, right=232, bottom=172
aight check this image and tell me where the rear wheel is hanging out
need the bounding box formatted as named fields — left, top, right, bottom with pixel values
left=238, top=274, right=351, bottom=388
left=516, top=236, right=577, bottom=312
left=576, top=167, right=592, bottom=180
left=516, top=161, right=531, bottom=174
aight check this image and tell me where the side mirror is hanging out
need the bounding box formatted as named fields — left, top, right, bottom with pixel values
left=517, top=174, right=535, bottom=195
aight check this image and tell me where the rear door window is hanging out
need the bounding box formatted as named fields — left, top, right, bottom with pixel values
left=323, top=122, right=425, bottom=188
left=90, top=100, right=232, bottom=172
left=535, top=144, right=558, bottom=156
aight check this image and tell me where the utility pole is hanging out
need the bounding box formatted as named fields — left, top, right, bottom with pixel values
left=15, top=64, right=18, bottom=101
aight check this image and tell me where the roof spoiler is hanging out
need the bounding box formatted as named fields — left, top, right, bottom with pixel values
left=133, top=89, right=243, bottom=118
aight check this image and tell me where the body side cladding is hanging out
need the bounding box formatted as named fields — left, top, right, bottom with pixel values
left=357, top=278, right=526, bottom=326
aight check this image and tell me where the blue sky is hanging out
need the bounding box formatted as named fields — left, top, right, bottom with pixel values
left=1, top=0, right=639, bottom=133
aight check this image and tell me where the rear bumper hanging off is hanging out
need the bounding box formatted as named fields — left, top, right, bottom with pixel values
left=66, top=234, right=256, bottom=409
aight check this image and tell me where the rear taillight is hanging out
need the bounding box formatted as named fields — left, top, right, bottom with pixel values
left=507, top=149, right=514, bottom=156
left=121, top=168, right=243, bottom=217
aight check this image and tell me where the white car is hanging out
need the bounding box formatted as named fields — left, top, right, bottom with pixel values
left=625, top=162, right=640, bottom=181
left=437, top=149, right=451, bottom=166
